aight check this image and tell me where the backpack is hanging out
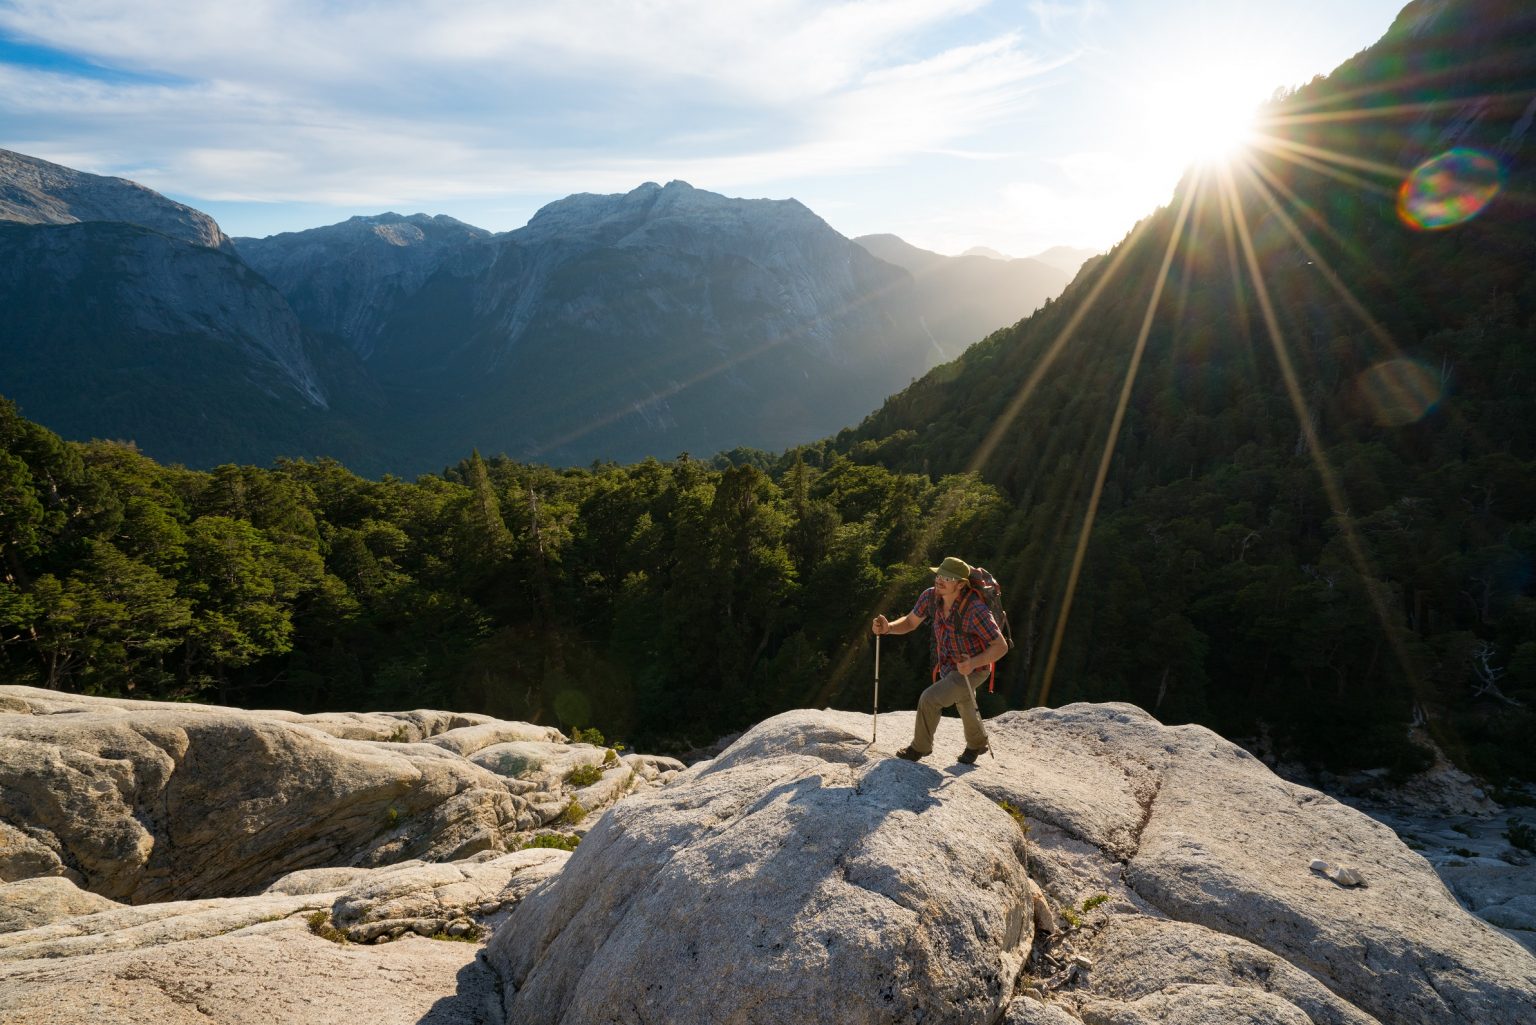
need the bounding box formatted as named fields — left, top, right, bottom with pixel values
left=930, top=566, right=1015, bottom=692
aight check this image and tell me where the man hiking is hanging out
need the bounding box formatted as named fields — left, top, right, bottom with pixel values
left=871, top=556, right=1008, bottom=765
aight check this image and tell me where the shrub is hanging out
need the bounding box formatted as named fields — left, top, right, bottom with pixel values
left=997, top=800, right=1029, bottom=834
left=565, top=764, right=604, bottom=787
left=558, top=799, right=587, bottom=826
left=1081, top=893, right=1110, bottom=912
left=522, top=832, right=581, bottom=852
left=1505, top=818, right=1536, bottom=853
left=570, top=726, right=605, bottom=746
left=306, top=910, right=348, bottom=944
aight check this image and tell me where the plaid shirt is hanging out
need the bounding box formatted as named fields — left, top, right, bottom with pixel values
left=912, top=586, right=1001, bottom=675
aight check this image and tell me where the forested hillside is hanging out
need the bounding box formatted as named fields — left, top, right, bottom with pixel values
left=836, top=0, right=1536, bottom=778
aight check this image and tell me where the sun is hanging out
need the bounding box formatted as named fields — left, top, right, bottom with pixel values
left=1151, top=83, right=1261, bottom=166
left=1135, top=68, right=1264, bottom=172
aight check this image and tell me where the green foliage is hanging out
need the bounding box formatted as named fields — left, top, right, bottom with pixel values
left=569, top=726, right=605, bottom=746
left=1081, top=894, right=1110, bottom=913
left=1060, top=907, right=1082, bottom=930
left=997, top=800, right=1030, bottom=834
left=305, top=910, right=348, bottom=944
left=564, top=763, right=604, bottom=787
left=1505, top=819, right=1536, bottom=854
left=522, top=832, right=581, bottom=852
left=557, top=799, right=587, bottom=826
left=429, top=927, right=482, bottom=943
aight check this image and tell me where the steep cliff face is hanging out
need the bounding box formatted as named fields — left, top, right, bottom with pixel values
left=0, top=147, right=233, bottom=253
left=0, top=221, right=382, bottom=470
left=367, top=181, right=935, bottom=465
left=235, top=213, right=493, bottom=358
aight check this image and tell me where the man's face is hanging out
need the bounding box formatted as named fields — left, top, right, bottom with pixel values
left=935, top=574, right=964, bottom=598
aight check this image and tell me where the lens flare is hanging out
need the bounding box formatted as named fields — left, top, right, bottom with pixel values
left=1354, top=358, right=1441, bottom=426
left=1397, top=148, right=1502, bottom=230
left=553, top=688, right=592, bottom=727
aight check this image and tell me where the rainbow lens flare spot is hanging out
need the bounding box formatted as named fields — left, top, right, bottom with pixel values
left=1398, top=149, right=1502, bottom=231
left=1355, top=358, right=1441, bottom=427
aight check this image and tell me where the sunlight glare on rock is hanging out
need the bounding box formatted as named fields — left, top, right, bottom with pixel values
left=1397, top=148, right=1503, bottom=230
left=1354, top=358, right=1442, bottom=427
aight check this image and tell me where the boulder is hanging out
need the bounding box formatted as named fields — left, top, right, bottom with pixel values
left=489, top=711, right=1035, bottom=1025
left=488, top=704, right=1536, bottom=1025
left=0, top=875, right=496, bottom=1025
left=0, top=852, right=583, bottom=1024
left=0, top=686, right=589, bottom=903
left=0, top=876, right=122, bottom=934
left=325, top=849, right=568, bottom=942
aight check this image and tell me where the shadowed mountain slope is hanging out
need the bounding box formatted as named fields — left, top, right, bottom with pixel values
left=830, top=0, right=1536, bottom=776
left=853, top=233, right=1069, bottom=356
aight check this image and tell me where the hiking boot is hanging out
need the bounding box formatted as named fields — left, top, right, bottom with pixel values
left=957, top=744, right=989, bottom=765
left=895, top=746, right=925, bottom=762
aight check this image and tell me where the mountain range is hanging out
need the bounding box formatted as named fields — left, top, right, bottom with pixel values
left=0, top=150, right=1078, bottom=475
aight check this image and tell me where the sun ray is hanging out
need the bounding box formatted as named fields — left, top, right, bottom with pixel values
left=1245, top=135, right=1399, bottom=197
left=805, top=214, right=1167, bottom=713
left=1218, top=160, right=1429, bottom=704
left=1035, top=175, right=1203, bottom=709
left=1264, top=91, right=1533, bottom=129
left=1254, top=135, right=1405, bottom=184
left=1244, top=154, right=1391, bottom=271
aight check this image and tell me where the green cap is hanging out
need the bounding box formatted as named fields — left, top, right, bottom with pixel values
left=930, top=556, right=972, bottom=581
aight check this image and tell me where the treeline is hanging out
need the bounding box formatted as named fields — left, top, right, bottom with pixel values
left=0, top=398, right=1009, bottom=752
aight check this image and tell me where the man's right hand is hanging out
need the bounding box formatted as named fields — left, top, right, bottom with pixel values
left=872, top=614, right=889, bottom=635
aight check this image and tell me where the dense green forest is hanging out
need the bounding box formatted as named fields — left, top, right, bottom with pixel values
left=0, top=401, right=1006, bottom=753
left=2, top=0, right=1534, bottom=782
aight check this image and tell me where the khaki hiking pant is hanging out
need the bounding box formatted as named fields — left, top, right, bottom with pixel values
left=910, top=668, right=990, bottom=755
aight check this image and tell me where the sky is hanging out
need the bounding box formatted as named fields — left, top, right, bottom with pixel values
left=0, top=0, right=1410, bottom=257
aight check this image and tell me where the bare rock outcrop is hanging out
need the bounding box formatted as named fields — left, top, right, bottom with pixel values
left=487, top=704, right=1536, bottom=1025
left=0, top=146, right=233, bottom=252
left=0, top=686, right=630, bottom=903
left=490, top=712, right=1036, bottom=1025
left=0, top=870, right=506, bottom=1025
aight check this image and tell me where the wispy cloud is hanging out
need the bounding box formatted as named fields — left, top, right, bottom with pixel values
left=0, top=0, right=1056, bottom=220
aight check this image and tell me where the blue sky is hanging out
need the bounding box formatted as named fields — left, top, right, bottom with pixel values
left=1, top=1, right=1407, bottom=255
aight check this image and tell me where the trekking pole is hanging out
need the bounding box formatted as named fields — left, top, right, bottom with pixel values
left=872, top=634, right=881, bottom=744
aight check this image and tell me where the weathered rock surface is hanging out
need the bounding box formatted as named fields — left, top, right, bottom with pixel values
left=235, top=213, right=492, bottom=357
left=0, top=686, right=636, bottom=903
left=488, top=704, right=1536, bottom=1024
left=0, top=146, right=233, bottom=251
left=0, top=876, right=122, bottom=934
left=490, top=711, right=1036, bottom=1025
left=0, top=871, right=500, bottom=1025
left=319, top=848, right=568, bottom=943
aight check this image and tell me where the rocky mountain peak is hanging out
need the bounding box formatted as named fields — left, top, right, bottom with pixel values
left=0, top=147, right=233, bottom=252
